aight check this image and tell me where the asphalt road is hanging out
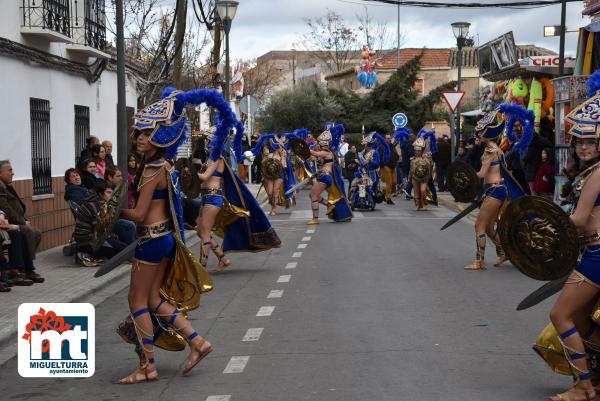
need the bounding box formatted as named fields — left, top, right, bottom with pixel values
left=0, top=191, right=568, bottom=401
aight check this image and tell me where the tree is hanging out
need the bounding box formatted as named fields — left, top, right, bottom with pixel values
left=355, top=6, right=397, bottom=52
left=299, top=11, right=358, bottom=74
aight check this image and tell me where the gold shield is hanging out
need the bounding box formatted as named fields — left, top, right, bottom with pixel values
left=289, top=137, right=311, bottom=161
left=445, top=161, right=480, bottom=203
left=175, top=158, right=201, bottom=199
left=261, top=158, right=283, bottom=181
left=498, top=196, right=579, bottom=281
left=411, top=158, right=431, bottom=183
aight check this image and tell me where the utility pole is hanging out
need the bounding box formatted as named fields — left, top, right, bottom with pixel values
left=173, top=0, right=188, bottom=87
left=292, top=49, right=296, bottom=89
left=115, top=0, right=127, bottom=170
left=397, top=1, right=400, bottom=68
left=558, top=0, right=567, bottom=76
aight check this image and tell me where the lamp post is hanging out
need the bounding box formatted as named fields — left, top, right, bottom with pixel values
left=215, top=1, right=239, bottom=102
left=451, top=21, right=471, bottom=161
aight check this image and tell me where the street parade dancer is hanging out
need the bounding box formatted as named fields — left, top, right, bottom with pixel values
left=117, top=87, right=221, bottom=384
left=463, top=105, right=530, bottom=271
left=250, top=133, right=296, bottom=215
left=532, top=72, right=600, bottom=401
left=410, top=129, right=438, bottom=211
left=307, top=124, right=353, bottom=225
left=196, top=117, right=282, bottom=273
left=350, top=131, right=390, bottom=209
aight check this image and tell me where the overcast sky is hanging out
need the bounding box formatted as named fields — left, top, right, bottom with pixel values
left=224, top=0, right=588, bottom=60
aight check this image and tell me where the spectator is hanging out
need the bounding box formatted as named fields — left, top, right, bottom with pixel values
left=79, top=135, right=99, bottom=170
left=533, top=148, right=554, bottom=199
left=105, top=165, right=124, bottom=188
left=466, top=135, right=484, bottom=172
left=102, top=140, right=115, bottom=168
left=127, top=153, right=138, bottom=208
left=0, top=160, right=42, bottom=261
left=401, top=133, right=416, bottom=199
left=344, top=145, right=359, bottom=188
left=0, top=211, right=33, bottom=287
left=523, top=134, right=553, bottom=193
left=103, top=166, right=136, bottom=245
left=80, top=159, right=102, bottom=190
left=64, top=168, right=90, bottom=206
left=433, top=135, right=451, bottom=191
left=455, top=146, right=469, bottom=163
left=91, top=144, right=108, bottom=178
left=382, top=134, right=399, bottom=204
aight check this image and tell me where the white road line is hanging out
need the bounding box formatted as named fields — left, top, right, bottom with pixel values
left=297, top=243, right=307, bottom=249
left=206, top=396, right=231, bottom=401
left=301, top=236, right=312, bottom=241
left=285, top=262, right=297, bottom=269
left=223, top=356, right=250, bottom=373
left=256, top=306, right=275, bottom=316
left=277, top=275, right=291, bottom=283
left=292, top=252, right=302, bottom=258
left=242, top=328, right=264, bottom=342
left=306, top=229, right=316, bottom=234
left=268, top=289, right=284, bottom=298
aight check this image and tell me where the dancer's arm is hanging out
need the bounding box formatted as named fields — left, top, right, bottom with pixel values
left=197, top=160, right=219, bottom=182
left=477, top=153, right=493, bottom=178
left=571, top=168, right=600, bottom=228
left=121, top=165, right=162, bottom=222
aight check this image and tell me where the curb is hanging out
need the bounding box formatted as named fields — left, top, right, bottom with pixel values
left=0, top=230, right=198, bottom=353
left=438, top=195, right=477, bottom=226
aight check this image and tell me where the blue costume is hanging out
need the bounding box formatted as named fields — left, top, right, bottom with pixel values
left=350, top=132, right=390, bottom=210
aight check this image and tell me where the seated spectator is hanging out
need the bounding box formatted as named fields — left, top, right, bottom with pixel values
left=80, top=159, right=103, bottom=190
left=0, top=160, right=42, bottom=261
left=91, top=144, right=108, bottom=178
left=104, top=166, right=136, bottom=245
left=78, top=135, right=99, bottom=170
left=73, top=182, right=127, bottom=266
left=64, top=168, right=90, bottom=206
left=127, top=153, right=138, bottom=208
left=102, top=140, right=115, bottom=168
left=0, top=210, right=36, bottom=286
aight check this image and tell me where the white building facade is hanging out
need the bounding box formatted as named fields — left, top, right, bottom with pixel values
left=0, top=0, right=138, bottom=250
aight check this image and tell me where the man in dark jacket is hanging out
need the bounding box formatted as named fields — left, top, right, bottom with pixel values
left=0, top=161, right=44, bottom=282
left=78, top=135, right=99, bottom=170
left=400, top=134, right=416, bottom=199
left=433, top=135, right=451, bottom=191
left=344, top=145, right=359, bottom=189
left=102, top=140, right=115, bottom=168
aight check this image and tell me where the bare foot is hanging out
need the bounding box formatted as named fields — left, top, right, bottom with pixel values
left=549, top=385, right=595, bottom=401
left=213, top=256, right=231, bottom=273
left=118, top=366, right=159, bottom=384
left=181, top=338, right=213, bottom=376
left=464, top=261, right=486, bottom=270
left=494, top=255, right=508, bottom=267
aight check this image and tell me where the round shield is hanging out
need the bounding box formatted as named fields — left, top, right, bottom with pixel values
left=289, top=137, right=311, bottom=161
left=92, top=183, right=128, bottom=251
left=175, top=158, right=201, bottom=199
left=261, top=158, right=283, bottom=181
left=446, top=161, right=480, bottom=203
left=411, top=158, right=431, bottom=183
left=499, top=196, right=579, bottom=281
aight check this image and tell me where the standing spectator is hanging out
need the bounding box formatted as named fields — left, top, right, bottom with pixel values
left=533, top=148, right=555, bottom=199
left=400, top=133, right=416, bottom=199
left=339, top=135, right=349, bottom=157
left=127, top=153, right=138, bottom=208
left=91, top=144, right=108, bottom=178
left=433, top=135, right=451, bottom=192
left=102, top=140, right=115, bottom=168
left=381, top=134, right=399, bottom=204
left=64, top=168, right=90, bottom=206
left=80, top=159, right=102, bottom=190
left=79, top=135, right=99, bottom=170
left=522, top=134, right=553, bottom=193
left=344, top=145, right=359, bottom=189
left=0, top=160, right=42, bottom=261
left=455, top=145, right=469, bottom=163
left=466, top=135, right=484, bottom=172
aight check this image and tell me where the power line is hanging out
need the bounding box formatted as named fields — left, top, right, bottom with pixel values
left=360, top=0, right=579, bottom=9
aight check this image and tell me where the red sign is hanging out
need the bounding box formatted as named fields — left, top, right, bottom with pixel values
left=441, top=91, right=465, bottom=113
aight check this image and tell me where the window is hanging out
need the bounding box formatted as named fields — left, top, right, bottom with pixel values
left=74, top=105, right=90, bottom=167
left=30, top=98, right=52, bottom=195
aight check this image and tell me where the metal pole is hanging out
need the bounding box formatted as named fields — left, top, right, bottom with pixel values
left=453, top=44, right=462, bottom=162
left=115, top=0, right=127, bottom=169
left=558, top=0, right=567, bottom=76
left=396, top=1, right=400, bottom=68
left=224, top=22, right=231, bottom=102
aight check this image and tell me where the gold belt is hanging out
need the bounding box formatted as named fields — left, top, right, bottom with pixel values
left=137, top=219, right=173, bottom=239
left=583, top=229, right=600, bottom=246
left=486, top=180, right=504, bottom=187
left=200, top=188, right=224, bottom=197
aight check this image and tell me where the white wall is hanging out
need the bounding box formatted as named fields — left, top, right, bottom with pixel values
left=0, top=55, right=137, bottom=180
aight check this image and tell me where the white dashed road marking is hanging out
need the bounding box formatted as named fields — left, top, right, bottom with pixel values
left=292, top=252, right=302, bottom=258
left=223, top=356, right=250, bottom=373
left=242, top=328, right=264, bottom=342
left=268, top=289, right=284, bottom=298
left=301, top=236, right=312, bottom=241
left=277, top=275, right=291, bottom=283
left=297, top=243, right=307, bottom=249
left=285, top=262, right=297, bottom=269
left=306, top=229, right=316, bottom=234
left=256, top=306, right=275, bottom=316
left=205, top=396, right=231, bottom=401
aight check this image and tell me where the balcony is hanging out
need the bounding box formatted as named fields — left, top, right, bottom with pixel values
left=21, top=0, right=73, bottom=43
left=67, top=0, right=108, bottom=58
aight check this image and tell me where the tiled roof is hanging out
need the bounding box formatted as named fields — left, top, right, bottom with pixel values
left=377, top=48, right=451, bottom=69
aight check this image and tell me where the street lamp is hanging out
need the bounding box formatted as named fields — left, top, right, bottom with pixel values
left=451, top=21, right=470, bottom=161
left=215, top=0, right=239, bottom=102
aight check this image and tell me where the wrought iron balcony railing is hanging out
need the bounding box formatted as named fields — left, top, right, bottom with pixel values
left=82, top=0, right=106, bottom=50
left=22, top=0, right=72, bottom=38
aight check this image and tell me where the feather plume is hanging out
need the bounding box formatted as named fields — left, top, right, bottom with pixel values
left=250, top=133, right=276, bottom=156
left=393, top=127, right=411, bottom=146
left=330, top=124, right=345, bottom=151
left=372, top=133, right=391, bottom=163
left=232, top=119, right=245, bottom=161
left=587, top=70, right=600, bottom=98
left=498, top=103, right=535, bottom=158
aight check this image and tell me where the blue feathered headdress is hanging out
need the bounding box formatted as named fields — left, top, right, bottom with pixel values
left=416, top=129, right=438, bottom=153
left=587, top=70, right=600, bottom=98
left=363, top=132, right=390, bottom=163
left=393, top=127, right=411, bottom=146
left=330, top=124, right=345, bottom=152
left=250, top=133, right=277, bottom=156
left=283, top=128, right=309, bottom=151
left=498, top=103, right=534, bottom=158
left=232, top=119, right=245, bottom=162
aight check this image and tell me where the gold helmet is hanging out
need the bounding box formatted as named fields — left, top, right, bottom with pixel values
left=317, top=130, right=332, bottom=147
left=413, top=137, right=426, bottom=151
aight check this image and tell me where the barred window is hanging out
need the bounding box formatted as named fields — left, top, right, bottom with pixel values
left=30, top=98, right=52, bottom=195
left=74, top=105, right=90, bottom=166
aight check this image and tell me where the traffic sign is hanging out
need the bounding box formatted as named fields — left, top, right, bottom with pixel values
left=240, top=95, right=259, bottom=115
left=442, top=91, right=466, bottom=113
left=392, top=113, right=407, bottom=128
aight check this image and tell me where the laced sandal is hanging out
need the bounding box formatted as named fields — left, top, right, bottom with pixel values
left=208, top=238, right=231, bottom=272
left=307, top=219, right=319, bottom=225
left=118, top=308, right=158, bottom=384
left=464, top=260, right=486, bottom=270
left=181, top=332, right=213, bottom=376
left=200, top=242, right=211, bottom=269
left=488, top=232, right=508, bottom=267
left=118, top=362, right=159, bottom=384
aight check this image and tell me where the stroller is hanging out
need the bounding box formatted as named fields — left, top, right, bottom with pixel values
left=349, top=171, right=379, bottom=211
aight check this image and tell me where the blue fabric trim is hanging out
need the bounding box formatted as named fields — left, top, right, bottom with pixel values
left=148, top=357, right=155, bottom=364
left=560, top=326, right=578, bottom=339
left=142, top=338, right=154, bottom=345
left=132, top=307, right=151, bottom=318
left=169, top=309, right=180, bottom=325
left=154, top=300, right=165, bottom=313
left=580, top=372, right=591, bottom=381
left=188, top=332, right=199, bottom=341
left=571, top=353, right=587, bottom=360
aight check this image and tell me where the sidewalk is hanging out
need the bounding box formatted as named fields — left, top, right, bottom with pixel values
left=0, top=230, right=199, bottom=365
